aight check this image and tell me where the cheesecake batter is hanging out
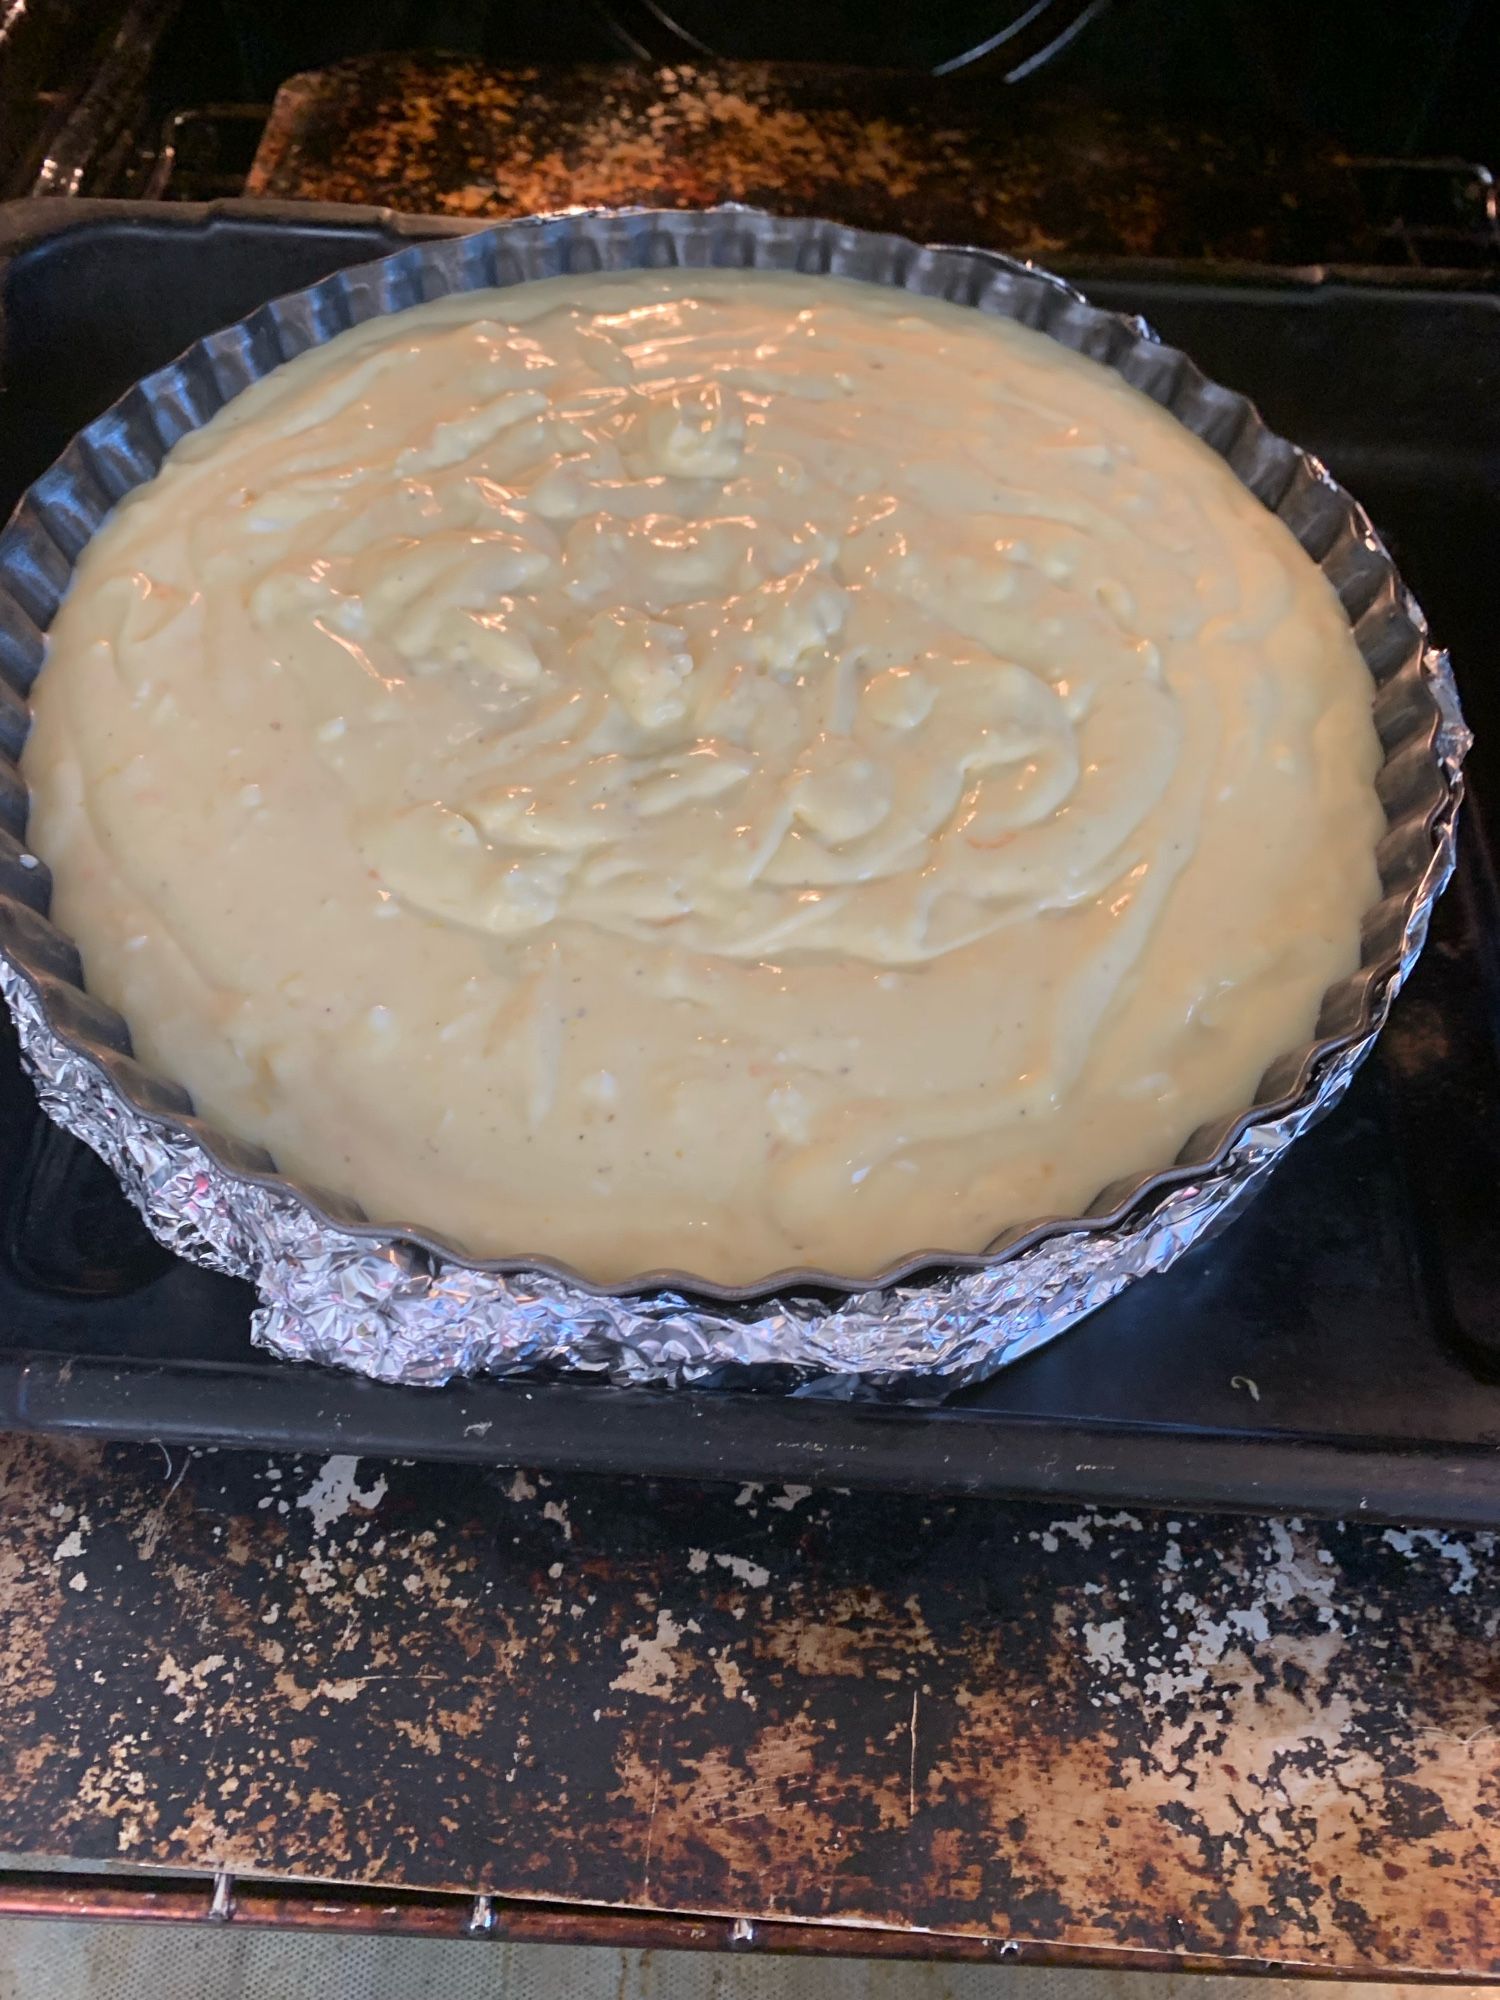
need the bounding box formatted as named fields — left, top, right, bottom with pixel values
left=22, top=270, right=1385, bottom=1281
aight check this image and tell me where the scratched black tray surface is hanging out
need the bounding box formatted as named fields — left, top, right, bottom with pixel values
left=1, top=200, right=1499, bottom=1527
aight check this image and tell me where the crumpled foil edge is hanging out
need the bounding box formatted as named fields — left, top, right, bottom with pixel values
left=0, top=205, right=1472, bottom=1394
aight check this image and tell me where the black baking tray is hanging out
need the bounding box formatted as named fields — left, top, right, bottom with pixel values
left=2, top=198, right=1499, bottom=1526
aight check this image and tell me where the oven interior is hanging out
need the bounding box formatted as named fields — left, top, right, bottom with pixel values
left=1, top=0, right=1498, bottom=1518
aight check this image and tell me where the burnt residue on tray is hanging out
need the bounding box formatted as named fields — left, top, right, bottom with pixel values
left=1, top=1433, right=1499, bottom=1971
left=245, top=55, right=1373, bottom=265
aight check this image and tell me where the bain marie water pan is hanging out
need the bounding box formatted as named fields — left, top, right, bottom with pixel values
left=0, top=206, right=1468, bottom=1389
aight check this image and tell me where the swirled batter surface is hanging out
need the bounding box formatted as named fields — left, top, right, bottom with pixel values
left=23, top=271, right=1384, bottom=1281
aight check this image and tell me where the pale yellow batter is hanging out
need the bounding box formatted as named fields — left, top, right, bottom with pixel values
left=22, top=271, right=1385, bottom=1282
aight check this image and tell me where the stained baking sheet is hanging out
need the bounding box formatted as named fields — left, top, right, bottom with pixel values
left=245, top=54, right=1372, bottom=266
left=1, top=199, right=1498, bottom=1523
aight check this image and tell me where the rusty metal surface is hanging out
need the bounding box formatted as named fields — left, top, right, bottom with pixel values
left=2, top=1434, right=1499, bottom=1973
left=245, top=55, right=1372, bottom=265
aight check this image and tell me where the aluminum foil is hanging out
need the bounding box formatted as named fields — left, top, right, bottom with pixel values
left=0, top=206, right=1471, bottom=1395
